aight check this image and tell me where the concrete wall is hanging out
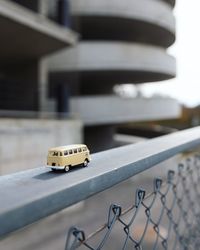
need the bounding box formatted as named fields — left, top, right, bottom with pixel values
left=0, top=118, right=82, bottom=175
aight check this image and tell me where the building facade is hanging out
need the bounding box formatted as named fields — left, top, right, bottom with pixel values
left=0, top=0, right=81, bottom=174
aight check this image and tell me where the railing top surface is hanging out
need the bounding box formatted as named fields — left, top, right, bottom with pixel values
left=1, top=127, right=200, bottom=238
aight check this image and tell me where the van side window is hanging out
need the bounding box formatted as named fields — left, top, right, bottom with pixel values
left=60, top=152, right=63, bottom=156
left=78, top=148, right=82, bottom=152
left=82, top=147, right=86, bottom=151
left=74, top=149, right=77, bottom=154
left=64, top=150, right=68, bottom=156
left=69, top=150, right=73, bottom=154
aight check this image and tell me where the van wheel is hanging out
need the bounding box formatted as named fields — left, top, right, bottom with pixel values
left=64, top=166, right=69, bottom=172
left=83, top=160, right=88, bottom=167
left=51, top=168, right=56, bottom=172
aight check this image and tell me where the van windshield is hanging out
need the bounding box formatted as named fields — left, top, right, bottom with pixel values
left=49, top=151, right=59, bottom=156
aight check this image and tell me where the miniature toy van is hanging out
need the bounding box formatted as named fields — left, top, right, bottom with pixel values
left=47, top=144, right=91, bottom=172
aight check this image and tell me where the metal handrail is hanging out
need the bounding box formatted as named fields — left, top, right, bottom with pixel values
left=0, top=127, right=200, bottom=238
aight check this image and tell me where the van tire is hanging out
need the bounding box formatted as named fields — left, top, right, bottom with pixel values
left=83, top=159, right=88, bottom=167
left=64, top=166, right=69, bottom=172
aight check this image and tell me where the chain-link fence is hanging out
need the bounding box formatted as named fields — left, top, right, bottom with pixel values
left=65, top=153, right=200, bottom=250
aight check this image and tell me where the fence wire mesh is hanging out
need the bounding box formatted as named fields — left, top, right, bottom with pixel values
left=65, top=153, right=200, bottom=250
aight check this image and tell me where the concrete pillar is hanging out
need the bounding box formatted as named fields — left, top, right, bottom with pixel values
left=38, top=59, right=50, bottom=113
left=57, top=0, right=71, bottom=27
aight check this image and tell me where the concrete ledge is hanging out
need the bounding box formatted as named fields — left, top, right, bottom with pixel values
left=48, top=42, right=176, bottom=84
left=70, top=95, right=181, bottom=125
left=0, top=0, right=77, bottom=62
left=70, top=0, right=175, bottom=47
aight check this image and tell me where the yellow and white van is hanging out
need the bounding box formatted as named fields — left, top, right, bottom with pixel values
left=47, top=144, right=91, bottom=172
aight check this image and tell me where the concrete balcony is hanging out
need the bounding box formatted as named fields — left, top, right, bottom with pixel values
left=70, top=0, right=175, bottom=47
left=70, top=95, right=181, bottom=126
left=0, top=0, right=77, bottom=63
left=48, top=42, right=176, bottom=88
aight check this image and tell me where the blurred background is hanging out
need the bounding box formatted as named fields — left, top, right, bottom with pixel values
left=0, top=0, right=199, bottom=249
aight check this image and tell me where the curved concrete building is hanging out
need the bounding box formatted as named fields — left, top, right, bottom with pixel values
left=48, top=0, right=178, bottom=152
left=49, top=0, right=176, bottom=86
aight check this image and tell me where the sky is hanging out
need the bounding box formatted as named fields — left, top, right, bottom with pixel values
left=140, top=0, right=200, bottom=107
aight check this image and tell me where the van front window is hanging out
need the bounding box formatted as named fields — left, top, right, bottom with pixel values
left=49, top=151, right=58, bottom=156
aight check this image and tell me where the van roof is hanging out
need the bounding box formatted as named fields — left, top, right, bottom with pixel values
left=48, top=144, right=87, bottom=152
